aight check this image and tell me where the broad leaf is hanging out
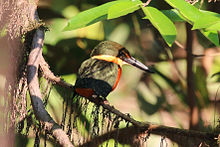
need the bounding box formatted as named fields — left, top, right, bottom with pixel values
left=63, top=1, right=118, bottom=31
left=192, top=10, right=220, bottom=30
left=206, top=21, right=220, bottom=31
left=161, top=9, right=220, bottom=30
left=107, top=0, right=142, bottom=19
left=201, top=30, right=219, bottom=46
left=162, top=0, right=220, bottom=46
left=142, top=6, right=177, bottom=47
left=193, top=20, right=220, bottom=31
left=164, top=0, right=201, bottom=23
left=162, top=9, right=185, bottom=22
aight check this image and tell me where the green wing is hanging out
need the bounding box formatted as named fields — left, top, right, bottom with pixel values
left=78, top=58, right=118, bottom=87
left=75, top=58, right=119, bottom=97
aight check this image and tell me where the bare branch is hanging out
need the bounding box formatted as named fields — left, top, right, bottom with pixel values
left=39, top=57, right=74, bottom=90
left=79, top=124, right=218, bottom=147
left=98, top=101, right=218, bottom=146
left=142, top=0, right=152, bottom=7
left=79, top=126, right=146, bottom=147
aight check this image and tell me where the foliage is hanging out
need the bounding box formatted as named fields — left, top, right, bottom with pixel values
left=64, top=0, right=220, bottom=46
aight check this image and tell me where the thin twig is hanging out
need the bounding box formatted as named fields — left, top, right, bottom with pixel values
left=142, top=0, right=152, bottom=7
left=39, top=56, right=74, bottom=90
left=175, top=41, right=220, bottom=58
left=175, top=40, right=184, bottom=49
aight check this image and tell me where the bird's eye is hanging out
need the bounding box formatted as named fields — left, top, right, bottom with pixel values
left=117, top=50, right=126, bottom=59
left=117, top=49, right=131, bottom=59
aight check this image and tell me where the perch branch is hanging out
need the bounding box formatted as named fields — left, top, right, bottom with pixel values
left=79, top=125, right=147, bottom=147
left=93, top=99, right=218, bottom=146
left=79, top=124, right=218, bottom=147
left=40, top=69, right=219, bottom=146
left=27, top=27, right=73, bottom=147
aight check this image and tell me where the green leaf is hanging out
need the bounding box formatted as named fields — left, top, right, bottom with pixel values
left=63, top=1, right=118, bottom=31
left=206, top=21, right=220, bottom=31
left=193, top=19, right=220, bottom=30
left=107, top=0, right=142, bottom=19
left=164, top=0, right=201, bottom=23
left=192, top=11, right=220, bottom=30
left=192, top=10, right=220, bottom=30
left=200, top=30, right=219, bottom=46
left=142, top=6, right=177, bottom=47
left=163, top=0, right=220, bottom=46
left=165, top=0, right=220, bottom=31
left=160, top=7, right=220, bottom=31
left=162, top=9, right=185, bottom=22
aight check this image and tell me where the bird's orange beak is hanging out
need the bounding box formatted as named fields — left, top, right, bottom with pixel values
left=122, top=56, right=154, bottom=73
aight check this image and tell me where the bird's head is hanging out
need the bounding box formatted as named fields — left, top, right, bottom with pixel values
left=91, top=41, right=154, bottom=73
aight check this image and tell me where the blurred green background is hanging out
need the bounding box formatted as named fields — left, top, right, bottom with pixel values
left=17, top=0, right=220, bottom=146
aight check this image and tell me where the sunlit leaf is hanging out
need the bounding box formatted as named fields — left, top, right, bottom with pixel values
left=162, top=9, right=185, bottom=22
left=192, top=11, right=220, bottom=30
left=107, top=0, right=142, bottom=19
left=142, top=6, right=177, bottom=47
left=164, top=0, right=201, bottom=23
left=200, top=30, right=219, bottom=46
left=163, top=0, right=220, bottom=46
left=206, top=21, right=220, bottom=31
left=192, top=17, right=220, bottom=30
left=63, top=1, right=118, bottom=31
left=161, top=9, right=220, bottom=30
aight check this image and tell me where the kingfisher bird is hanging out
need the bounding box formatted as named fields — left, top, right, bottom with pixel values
left=74, top=41, right=153, bottom=100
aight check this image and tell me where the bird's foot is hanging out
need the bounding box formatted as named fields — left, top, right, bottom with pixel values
left=103, top=99, right=110, bottom=105
left=92, top=94, right=98, bottom=98
left=90, top=95, right=110, bottom=105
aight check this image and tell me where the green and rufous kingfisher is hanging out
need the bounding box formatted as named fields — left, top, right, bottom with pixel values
left=74, top=41, right=153, bottom=102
